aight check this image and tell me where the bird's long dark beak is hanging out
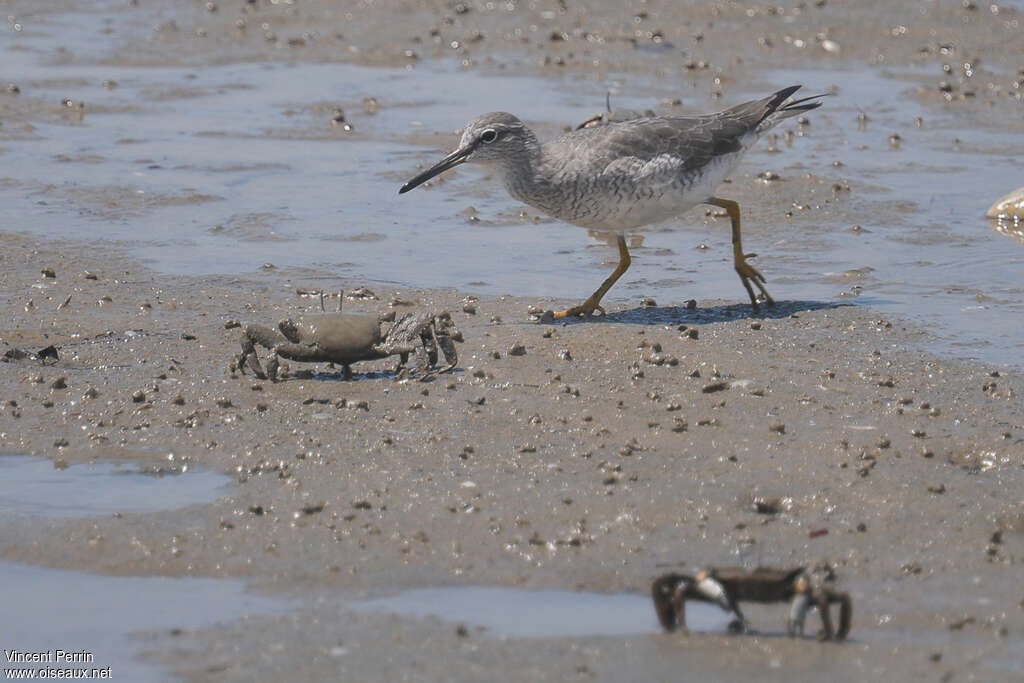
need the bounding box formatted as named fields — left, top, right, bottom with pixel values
left=399, top=144, right=474, bottom=194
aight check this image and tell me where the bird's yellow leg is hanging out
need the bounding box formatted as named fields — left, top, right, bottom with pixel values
left=709, top=197, right=774, bottom=308
left=554, top=234, right=631, bottom=318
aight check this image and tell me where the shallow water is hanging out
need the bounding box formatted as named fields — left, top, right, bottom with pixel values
left=1, top=560, right=289, bottom=681
left=0, top=454, right=228, bottom=517
left=349, top=585, right=733, bottom=638
left=2, top=5, right=1022, bottom=367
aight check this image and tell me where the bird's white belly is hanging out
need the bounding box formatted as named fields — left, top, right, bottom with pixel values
left=531, top=150, right=741, bottom=231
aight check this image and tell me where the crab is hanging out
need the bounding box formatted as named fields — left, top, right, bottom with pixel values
left=232, top=295, right=458, bottom=381
left=575, top=92, right=656, bottom=129
left=652, top=564, right=851, bottom=641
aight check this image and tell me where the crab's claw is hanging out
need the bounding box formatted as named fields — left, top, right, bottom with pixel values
left=434, top=315, right=459, bottom=373
left=694, top=576, right=732, bottom=613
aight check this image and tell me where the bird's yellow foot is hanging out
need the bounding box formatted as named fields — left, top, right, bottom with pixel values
left=553, top=297, right=606, bottom=318
left=734, top=252, right=774, bottom=308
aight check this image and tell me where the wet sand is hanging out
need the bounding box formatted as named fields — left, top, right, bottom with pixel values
left=2, top=1, right=1023, bottom=681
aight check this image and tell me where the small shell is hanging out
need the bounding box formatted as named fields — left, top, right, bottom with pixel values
left=986, top=186, right=1024, bottom=220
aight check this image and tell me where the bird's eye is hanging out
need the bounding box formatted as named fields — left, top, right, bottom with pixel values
left=480, top=129, right=498, bottom=143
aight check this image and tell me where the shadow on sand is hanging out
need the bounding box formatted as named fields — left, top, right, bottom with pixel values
left=547, top=299, right=850, bottom=326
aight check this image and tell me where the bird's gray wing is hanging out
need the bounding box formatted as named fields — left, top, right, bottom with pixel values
left=553, top=114, right=755, bottom=178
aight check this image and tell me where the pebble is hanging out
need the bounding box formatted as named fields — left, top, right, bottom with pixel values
left=509, top=342, right=526, bottom=356
left=132, top=390, right=146, bottom=403
left=752, top=496, right=783, bottom=514
left=702, top=381, right=729, bottom=393
left=769, top=422, right=786, bottom=434
left=346, top=287, right=377, bottom=300
left=50, top=376, right=67, bottom=390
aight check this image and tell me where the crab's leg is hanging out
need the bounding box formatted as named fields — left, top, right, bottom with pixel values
left=265, top=354, right=281, bottom=382
left=672, top=588, right=688, bottom=634
left=412, top=338, right=430, bottom=375
left=236, top=324, right=287, bottom=380
left=422, top=327, right=439, bottom=367
left=817, top=588, right=852, bottom=641
left=835, top=590, right=852, bottom=641
left=651, top=574, right=684, bottom=631
left=815, top=589, right=836, bottom=641
left=435, top=328, right=458, bottom=372
left=270, top=342, right=324, bottom=382
left=788, top=592, right=811, bottom=637
left=234, top=334, right=260, bottom=377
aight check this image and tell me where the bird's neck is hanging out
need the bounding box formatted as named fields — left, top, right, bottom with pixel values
left=498, top=132, right=544, bottom=206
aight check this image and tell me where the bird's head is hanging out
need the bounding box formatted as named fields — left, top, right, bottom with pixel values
left=399, top=112, right=533, bottom=194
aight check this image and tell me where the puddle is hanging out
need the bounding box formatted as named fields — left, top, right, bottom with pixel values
left=349, top=586, right=733, bottom=638
left=351, top=584, right=1023, bottom=672
left=1, top=560, right=289, bottom=682
left=0, top=455, right=229, bottom=518
left=2, top=4, right=1023, bottom=367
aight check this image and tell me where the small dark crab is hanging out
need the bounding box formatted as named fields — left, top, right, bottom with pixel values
left=575, top=92, right=656, bottom=129
left=232, top=297, right=458, bottom=381
left=652, top=564, right=851, bottom=641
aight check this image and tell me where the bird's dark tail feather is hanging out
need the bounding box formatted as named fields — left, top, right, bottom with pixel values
left=756, top=85, right=828, bottom=130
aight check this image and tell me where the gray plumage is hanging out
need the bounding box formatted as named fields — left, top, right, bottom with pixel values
left=400, top=85, right=824, bottom=314
left=401, top=86, right=822, bottom=232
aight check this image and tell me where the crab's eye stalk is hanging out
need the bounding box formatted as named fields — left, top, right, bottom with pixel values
left=480, top=128, right=498, bottom=143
